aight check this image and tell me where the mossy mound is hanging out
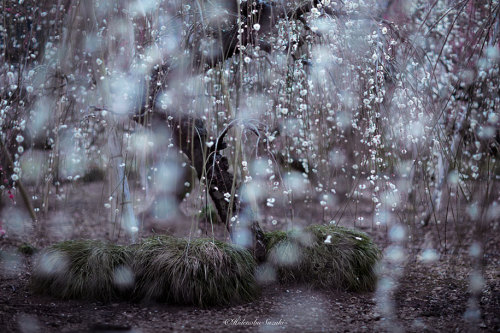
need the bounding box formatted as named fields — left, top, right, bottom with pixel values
left=31, top=240, right=134, bottom=301
left=132, top=235, right=258, bottom=306
left=263, top=225, right=381, bottom=291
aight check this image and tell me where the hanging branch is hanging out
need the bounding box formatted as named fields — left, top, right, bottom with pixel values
left=0, top=137, right=37, bottom=224
left=421, top=5, right=499, bottom=226
left=83, top=1, right=138, bottom=242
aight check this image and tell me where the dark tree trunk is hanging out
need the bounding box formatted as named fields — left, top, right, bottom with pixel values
left=133, top=109, right=267, bottom=260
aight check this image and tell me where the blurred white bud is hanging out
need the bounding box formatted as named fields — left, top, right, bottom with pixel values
left=113, top=265, right=134, bottom=288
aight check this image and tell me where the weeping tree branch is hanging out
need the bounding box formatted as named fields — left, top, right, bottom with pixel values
left=422, top=6, right=499, bottom=226
left=81, top=1, right=138, bottom=242
left=0, top=137, right=37, bottom=224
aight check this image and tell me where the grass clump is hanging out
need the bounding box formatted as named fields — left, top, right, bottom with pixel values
left=132, top=235, right=258, bottom=306
left=30, top=225, right=375, bottom=304
left=264, top=225, right=381, bottom=291
left=31, top=240, right=134, bottom=301
left=18, top=242, right=37, bottom=255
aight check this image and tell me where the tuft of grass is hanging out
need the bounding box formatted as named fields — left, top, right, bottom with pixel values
left=132, top=235, right=258, bottom=306
left=31, top=240, right=134, bottom=301
left=80, top=167, right=106, bottom=183
left=264, top=225, right=381, bottom=291
left=18, top=242, right=38, bottom=255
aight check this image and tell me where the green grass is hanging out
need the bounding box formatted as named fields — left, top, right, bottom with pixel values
left=263, top=225, right=381, bottom=291
left=18, top=242, right=38, bottom=255
left=132, top=235, right=258, bottom=306
left=30, top=224, right=379, bottom=304
left=31, top=240, right=134, bottom=301
left=31, top=236, right=258, bottom=306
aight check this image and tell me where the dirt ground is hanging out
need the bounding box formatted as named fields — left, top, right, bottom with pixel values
left=1, top=182, right=499, bottom=332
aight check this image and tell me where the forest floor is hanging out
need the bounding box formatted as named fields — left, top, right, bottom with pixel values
left=1, top=181, right=499, bottom=332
